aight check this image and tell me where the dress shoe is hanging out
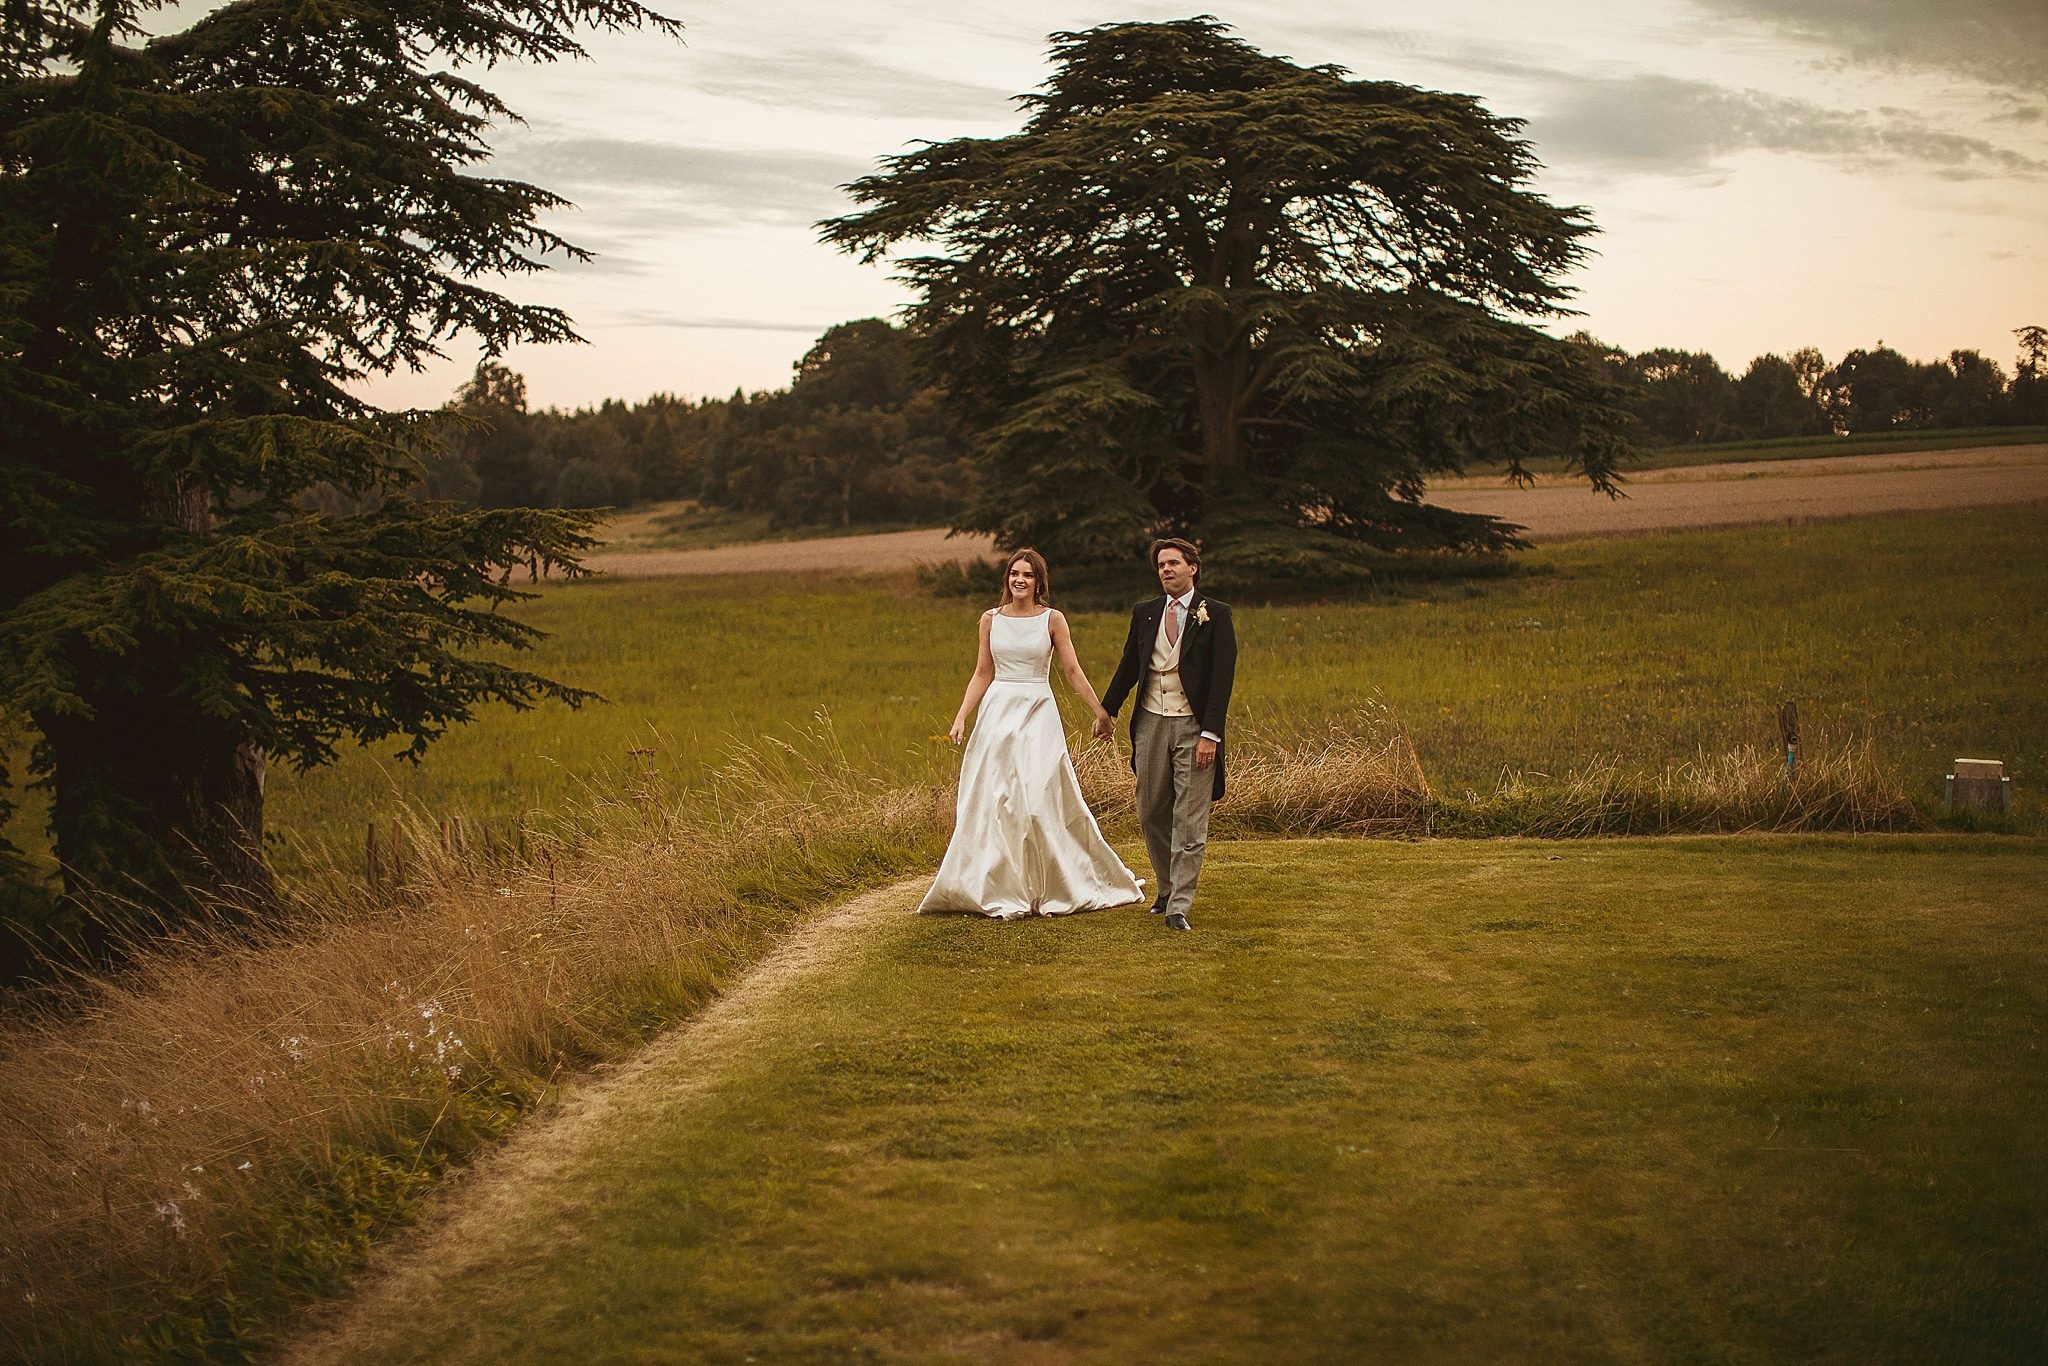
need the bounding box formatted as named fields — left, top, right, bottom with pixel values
left=1165, top=911, right=1191, bottom=932
left=1150, top=894, right=1169, bottom=915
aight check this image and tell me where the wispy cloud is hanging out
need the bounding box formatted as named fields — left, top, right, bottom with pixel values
left=491, top=138, right=870, bottom=226
left=693, top=45, right=1018, bottom=120
left=609, top=310, right=830, bottom=333
left=1684, top=0, right=2048, bottom=92
left=1530, top=73, right=2048, bottom=180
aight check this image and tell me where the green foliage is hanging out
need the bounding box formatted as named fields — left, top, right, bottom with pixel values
left=695, top=319, right=974, bottom=528
left=0, top=0, right=676, bottom=954
left=823, top=18, right=1637, bottom=580
left=414, top=320, right=978, bottom=532
left=1558, top=333, right=2046, bottom=447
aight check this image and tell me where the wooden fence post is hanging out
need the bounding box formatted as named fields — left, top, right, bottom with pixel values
left=1778, top=700, right=1799, bottom=794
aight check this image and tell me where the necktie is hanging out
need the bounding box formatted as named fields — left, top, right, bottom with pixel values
left=1165, top=599, right=1180, bottom=646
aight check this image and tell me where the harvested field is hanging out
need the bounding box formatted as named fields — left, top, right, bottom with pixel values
left=585, top=444, right=2048, bottom=578
left=1431, top=443, right=2048, bottom=541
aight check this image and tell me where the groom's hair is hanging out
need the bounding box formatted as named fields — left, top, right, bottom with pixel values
left=1149, top=537, right=1201, bottom=579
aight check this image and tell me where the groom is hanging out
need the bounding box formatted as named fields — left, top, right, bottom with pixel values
left=1095, top=538, right=1237, bottom=933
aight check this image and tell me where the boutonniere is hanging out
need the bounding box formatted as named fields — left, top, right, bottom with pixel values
left=1194, top=601, right=1210, bottom=627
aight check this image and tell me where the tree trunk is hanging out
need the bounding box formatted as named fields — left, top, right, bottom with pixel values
left=40, top=686, right=276, bottom=959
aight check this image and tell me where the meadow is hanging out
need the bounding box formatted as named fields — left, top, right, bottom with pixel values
left=253, top=501, right=2045, bottom=866
left=5, top=495, right=2040, bottom=886
left=1, top=501, right=2041, bottom=1360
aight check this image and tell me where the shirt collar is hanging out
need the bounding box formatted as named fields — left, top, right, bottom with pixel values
left=1167, top=589, right=1196, bottom=611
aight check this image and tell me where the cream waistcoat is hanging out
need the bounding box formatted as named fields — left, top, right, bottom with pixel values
left=1140, top=599, right=1192, bottom=717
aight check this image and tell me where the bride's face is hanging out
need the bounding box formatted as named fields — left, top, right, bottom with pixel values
left=1006, top=560, right=1037, bottom=602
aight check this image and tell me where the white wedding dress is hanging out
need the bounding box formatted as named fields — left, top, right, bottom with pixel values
left=918, top=610, right=1145, bottom=919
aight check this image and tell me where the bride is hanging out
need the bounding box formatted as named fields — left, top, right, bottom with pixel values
left=917, top=549, right=1145, bottom=919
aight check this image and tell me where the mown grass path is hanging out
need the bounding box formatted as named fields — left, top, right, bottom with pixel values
left=290, top=836, right=2045, bottom=1364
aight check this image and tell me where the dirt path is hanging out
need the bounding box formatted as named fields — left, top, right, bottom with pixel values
left=584, top=444, right=2048, bottom=579
left=279, top=876, right=926, bottom=1366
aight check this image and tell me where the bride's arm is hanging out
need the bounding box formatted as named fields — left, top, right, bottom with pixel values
left=1048, top=611, right=1111, bottom=726
left=948, top=611, right=998, bottom=744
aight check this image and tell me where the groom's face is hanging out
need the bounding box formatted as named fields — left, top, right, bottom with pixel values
left=1155, top=549, right=1194, bottom=598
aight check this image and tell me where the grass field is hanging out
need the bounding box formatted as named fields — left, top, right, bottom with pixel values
left=6, top=504, right=2039, bottom=884
left=306, top=836, right=2048, bottom=1365
left=232, top=502, right=2046, bottom=865
left=1643, top=424, right=2048, bottom=466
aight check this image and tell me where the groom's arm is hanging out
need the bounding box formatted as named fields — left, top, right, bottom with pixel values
left=1198, top=604, right=1236, bottom=740
left=1099, top=607, right=1146, bottom=717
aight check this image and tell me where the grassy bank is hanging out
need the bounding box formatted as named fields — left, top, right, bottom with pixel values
left=300, top=836, right=2048, bottom=1365
left=0, top=743, right=954, bottom=1361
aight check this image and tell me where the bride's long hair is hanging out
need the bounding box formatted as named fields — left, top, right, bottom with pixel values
left=997, top=548, right=1051, bottom=607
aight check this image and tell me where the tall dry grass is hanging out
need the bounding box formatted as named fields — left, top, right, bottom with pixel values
left=1076, top=702, right=1437, bottom=837
left=0, top=731, right=950, bottom=1361
left=0, top=712, right=1925, bottom=1360
left=1446, top=734, right=1924, bottom=837
left=1080, top=705, right=1919, bottom=840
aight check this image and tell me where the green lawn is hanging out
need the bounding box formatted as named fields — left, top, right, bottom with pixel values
left=315, top=835, right=2048, bottom=1364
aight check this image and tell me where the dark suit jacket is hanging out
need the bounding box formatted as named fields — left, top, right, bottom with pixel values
left=1101, top=591, right=1237, bottom=799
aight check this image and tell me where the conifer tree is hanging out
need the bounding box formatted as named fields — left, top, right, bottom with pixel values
left=0, top=0, right=678, bottom=956
left=822, top=18, right=1634, bottom=583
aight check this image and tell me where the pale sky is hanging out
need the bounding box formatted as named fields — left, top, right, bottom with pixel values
left=348, top=0, right=2047, bottom=413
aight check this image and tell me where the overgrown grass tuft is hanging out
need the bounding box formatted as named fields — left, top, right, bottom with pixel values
left=1448, top=735, right=1921, bottom=837
left=1078, top=707, right=1921, bottom=841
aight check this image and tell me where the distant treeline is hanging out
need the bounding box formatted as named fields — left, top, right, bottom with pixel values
left=1565, top=326, right=2047, bottom=448
left=405, top=321, right=2048, bottom=526
left=410, top=319, right=972, bottom=527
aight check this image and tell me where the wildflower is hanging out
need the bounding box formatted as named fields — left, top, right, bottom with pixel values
left=153, top=1200, right=187, bottom=1237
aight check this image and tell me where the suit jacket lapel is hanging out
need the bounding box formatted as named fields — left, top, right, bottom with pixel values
left=1175, top=592, right=1201, bottom=665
